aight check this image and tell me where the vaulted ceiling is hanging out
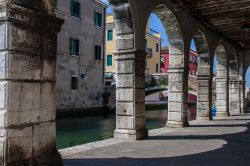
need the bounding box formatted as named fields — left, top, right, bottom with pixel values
left=172, top=0, right=250, bottom=50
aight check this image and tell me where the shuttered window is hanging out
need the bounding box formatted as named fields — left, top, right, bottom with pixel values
left=107, top=55, right=112, bottom=66
left=107, top=29, right=113, bottom=41
left=70, top=0, right=81, bottom=18
left=94, top=11, right=102, bottom=27
left=70, top=38, right=80, bottom=55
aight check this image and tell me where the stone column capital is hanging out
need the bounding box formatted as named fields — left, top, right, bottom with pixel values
left=197, top=74, right=212, bottom=80
left=216, top=77, right=229, bottom=82
left=239, top=80, right=246, bottom=84
left=168, top=66, right=188, bottom=74
left=114, top=50, right=147, bottom=61
left=0, top=3, right=63, bottom=33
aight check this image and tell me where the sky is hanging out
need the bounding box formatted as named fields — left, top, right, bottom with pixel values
left=100, top=0, right=250, bottom=87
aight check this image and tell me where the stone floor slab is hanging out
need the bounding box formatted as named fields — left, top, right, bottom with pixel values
left=62, top=114, right=250, bottom=166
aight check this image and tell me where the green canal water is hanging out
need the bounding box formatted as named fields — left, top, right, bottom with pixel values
left=56, top=106, right=196, bottom=149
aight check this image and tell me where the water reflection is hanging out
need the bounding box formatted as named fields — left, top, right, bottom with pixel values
left=56, top=106, right=196, bottom=149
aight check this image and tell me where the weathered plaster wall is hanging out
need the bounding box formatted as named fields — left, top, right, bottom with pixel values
left=56, top=0, right=106, bottom=110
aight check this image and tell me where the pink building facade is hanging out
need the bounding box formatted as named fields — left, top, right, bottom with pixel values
left=161, top=47, right=198, bottom=103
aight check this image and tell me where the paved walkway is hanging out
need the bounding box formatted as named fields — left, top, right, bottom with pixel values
left=61, top=114, right=250, bottom=166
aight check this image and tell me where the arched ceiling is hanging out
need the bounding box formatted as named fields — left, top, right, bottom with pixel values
left=172, top=0, right=250, bottom=50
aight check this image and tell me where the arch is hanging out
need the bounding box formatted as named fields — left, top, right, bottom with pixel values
left=109, top=0, right=135, bottom=51
left=109, top=0, right=149, bottom=140
left=215, top=44, right=228, bottom=78
left=144, top=3, right=187, bottom=127
left=229, top=59, right=239, bottom=78
left=192, top=30, right=210, bottom=75
left=190, top=30, right=212, bottom=120
left=228, top=53, right=241, bottom=115
left=153, top=4, right=184, bottom=67
left=214, top=43, right=229, bottom=118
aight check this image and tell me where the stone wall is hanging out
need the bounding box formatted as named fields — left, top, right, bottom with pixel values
left=55, top=0, right=106, bottom=110
left=0, top=1, right=63, bottom=165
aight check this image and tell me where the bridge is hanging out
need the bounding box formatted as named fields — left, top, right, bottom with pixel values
left=145, top=86, right=197, bottom=96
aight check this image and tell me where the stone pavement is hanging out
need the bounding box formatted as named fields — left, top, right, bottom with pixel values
left=61, top=114, right=250, bottom=166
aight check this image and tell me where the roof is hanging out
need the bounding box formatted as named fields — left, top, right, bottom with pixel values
left=94, top=0, right=109, bottom=8
left=172, top=0, right=250, bottom=50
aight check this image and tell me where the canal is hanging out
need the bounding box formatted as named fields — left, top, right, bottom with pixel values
left=56, top=106, right=196, bottom=149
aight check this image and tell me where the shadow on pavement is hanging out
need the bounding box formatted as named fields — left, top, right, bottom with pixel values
left=63, top=118, right=250, bottom=166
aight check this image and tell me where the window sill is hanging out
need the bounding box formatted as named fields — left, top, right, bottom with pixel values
left=95, top=26, right=103, bottom=29
left=71, top=15, right=81, bottom=20
left=70, top=54, right=80, bottom=58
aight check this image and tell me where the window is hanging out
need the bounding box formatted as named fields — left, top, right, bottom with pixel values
left=107, top=29, right=113, bottom=41
left=71, top=76, right=78, bottom=90
left=189, top=55, right=192, bottom=62
left=107, top=55, right=112, bottom=66
left=70, top=38, right=80, bottom=55
left=161, top=57, right=165, bottom=63
left=156, top=43, right=159, bottom=52
left=94, top=11, right=102, bottom=27
left=156, top=63, right=159, bottom=73
left=55, top=0, right=58, bottom=9
left=95, top=45, right=102, bottom=60
left=70, top=0, right=81, bottom=18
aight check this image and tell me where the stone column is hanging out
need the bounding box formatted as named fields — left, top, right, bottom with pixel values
left=114, top=51, right=148, bottom=140
left=196, top=75, right=212, bottom=120
left=239, top=80, right=246, bottom=113
left=215, top=77, right=229, bottom=118
left=229, top=80, right=240, bottom=115
left=166, top=67, right=189, bottom=127
left=0, top=2, right=63, bottom=165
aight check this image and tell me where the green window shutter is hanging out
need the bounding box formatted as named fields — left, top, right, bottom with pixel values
left=94, top=11, right=102, bottom=27
left=107, top=30, right=113, bottom=41
left=70, top=38, right=79, bottom=55
left=70, top=0, right=73, bottom=15
left=94, top=11, right=97, bottom=26
left=76, top=2, right=80, bottom=18
left=107, top=55, right=112, bottom=66
left=99, top=13, right=102, bottom=27
left=70, top=0, right=80, bottom=18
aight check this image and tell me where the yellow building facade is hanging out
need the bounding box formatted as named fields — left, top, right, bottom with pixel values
left=105, top=14, right=161, bottom=85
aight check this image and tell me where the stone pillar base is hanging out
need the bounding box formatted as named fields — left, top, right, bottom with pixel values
left=214, top=112, right=229, bottom=119
left=166, top=121, right=189, bottom=128
left=196, top=117, right=211, bottom=121
left=114, top=129, right=148, bottom=140
left=7, top=149, right=62, bottom=166
left=230, top=111, right=241, bottom=116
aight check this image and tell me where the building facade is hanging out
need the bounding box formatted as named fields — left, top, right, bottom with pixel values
left=161, top=47, right=198, bottom=76
left=56, top=0, right=108, bottom=110
left=161, top=47, right=198, bottom=103
left=105, top=14, right=162, bottom=86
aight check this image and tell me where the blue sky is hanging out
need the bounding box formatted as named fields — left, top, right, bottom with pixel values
left=101, top=0, right=250, bottom=87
